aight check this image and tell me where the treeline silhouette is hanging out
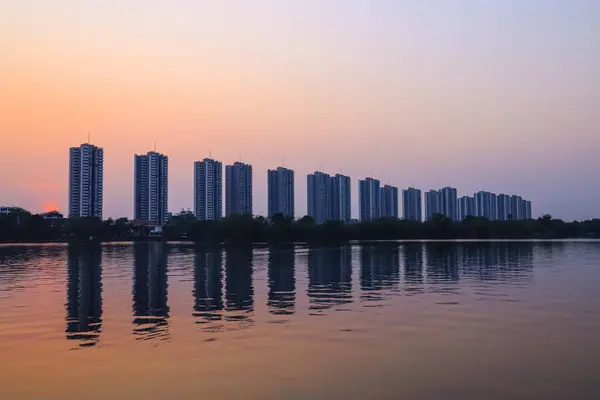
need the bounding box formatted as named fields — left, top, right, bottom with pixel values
left=2, top=210, right=600, bottom=242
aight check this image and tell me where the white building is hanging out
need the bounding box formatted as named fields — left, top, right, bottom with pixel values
left=359, top=177, right=381, bottom=221
left=134, top=151, right=169, bottom=224
left=268, top=167, right=295, bottom=218
left=69, top=143, right=103, bottom=218
left=194, top=158, right=223, bottom=220
left=225, top=162, right=253, bottom=216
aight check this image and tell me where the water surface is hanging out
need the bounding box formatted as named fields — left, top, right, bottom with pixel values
left=1, top=241, right=599, bottom=399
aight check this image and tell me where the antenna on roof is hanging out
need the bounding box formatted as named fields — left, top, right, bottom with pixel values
left=154, top=141, right=156, bottom=152
left=282, top=157, right=285, bottom=168
left=88, top=131, right=91, bottom=144
left=209, top=148, right=212, bottom=158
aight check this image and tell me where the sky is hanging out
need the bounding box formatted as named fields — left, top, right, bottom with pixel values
left=0, top=0, right=599, bottom=221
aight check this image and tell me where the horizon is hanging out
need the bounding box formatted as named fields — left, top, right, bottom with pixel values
left=1, top=1, right=598, bottom=220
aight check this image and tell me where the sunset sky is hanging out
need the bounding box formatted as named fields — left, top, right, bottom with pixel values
left=1, top=1, right=598, bottom=220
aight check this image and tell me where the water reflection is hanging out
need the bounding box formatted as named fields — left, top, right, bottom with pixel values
left=224, top=246, right=254, bottom=328
left=403, top=243, right=424, bottom=294
left=55, top=241, right=538, bottom=344
left=267, top=245, right=295, bottom=316
left=65, top=244, right=102, bottom=347
left=193, top=246, right=224, bottom=328
left=307, top=245, right=352, bottom=313
left=132, top=242, right=170, bottom=343
left=425, top=243, right=460, bottom=293
left=459, top=243, right=534, bottom=283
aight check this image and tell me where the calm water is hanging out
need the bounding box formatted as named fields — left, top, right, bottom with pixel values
left=1, top=241, right=599, bottom=399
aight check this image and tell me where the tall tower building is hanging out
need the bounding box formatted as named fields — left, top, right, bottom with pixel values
left=331, top=174, right=351, bottom=223
left=134, top=151, right=168, bottom=224
left=497, top=194, right=510, bottom=221
left=69, top=143, right=104, bottom=219
left=475, top=191, right=499, bottom=220
left=307, top=171, right=331, bottom=224
left=380, top=185, right=399, bottom=219
left=225, top=162, right=253, bottom=216
left=524, top=200, right=532, bottom=219
left=509, top=195, right=523, bottom=220
left=458, top=196, right=475, bottom=221
left=425, top=190, right=442, bottom=220
left=194, top=158, right=223, bottom=220
left=267, top=167, right=295, bottom=218
left=402, top=187, right=422, bottom=221
left=440, top=187, right=458, bottom=221
left=359, top=177, right=381, bottom=221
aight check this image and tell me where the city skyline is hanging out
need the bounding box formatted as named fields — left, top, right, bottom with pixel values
left=1, top=2, right=598, bottom=220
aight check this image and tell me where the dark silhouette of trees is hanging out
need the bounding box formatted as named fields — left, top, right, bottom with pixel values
left=2, top=209, right=600, bottom=243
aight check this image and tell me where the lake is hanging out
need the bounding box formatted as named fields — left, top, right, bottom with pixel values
left=1, top=241, right=599, bottom=399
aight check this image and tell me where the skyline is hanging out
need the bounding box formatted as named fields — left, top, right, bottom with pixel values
left=1, top=1, right=599, bottom=220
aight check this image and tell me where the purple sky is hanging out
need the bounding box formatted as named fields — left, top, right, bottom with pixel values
left=0, top=1, right=599, bottom=220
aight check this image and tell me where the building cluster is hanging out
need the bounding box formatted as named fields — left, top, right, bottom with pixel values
left=66, top=143, right=533, bottom=224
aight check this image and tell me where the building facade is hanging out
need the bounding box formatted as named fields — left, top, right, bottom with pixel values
left=497, top=194, right=510, bottom=221
left=225, top=162, right=253, bottom=216
left=402, top=187, right=422, bottom=221
left=425, top=190, right=441, bottom=220
left=458, top=196, right=475, bottom=221
left=440, top=187, right=458, bottom=221
left=69, top=143, right=104, bottom=219
left=134, top=151, right=168, bottom=224
left=359, top=177, right=381, bottom=221
left=194, top=158, right=223, bottom=220
left=474, top=191, right=497, bottom=220
left=509, top=195, right=523, bottom=220
left=381, top=185, right=399, bottom=219
left=331, top=174, right=351, bottom=223
left=267, top=167, right=295, bottom=218
left=307, top=172, right=331, bottom=224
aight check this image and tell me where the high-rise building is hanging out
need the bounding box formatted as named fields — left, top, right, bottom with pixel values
left=307, top=172, right=351, bottom=224
left=458, top=196, right=475, bottom=221
left=490, top=193, right=498, bottom=220
left=525, top=200, right=532, bottom=219
left=475, top=191, right=499, bottom=220
left=331, top=174, right=351, bottom=223
left=520, top=198, right=532, bottom=220
left=359, top=177, right=381, bottom=221
left=402, top=187, right=422, bottom=221
left=268, top=167, right=295, bottom=218
left=307, top=172, right=331, bottom=224
left=69, top=143, right=104, bottom=219
left=440, top=187, right=458, bottom=221
left=134, top=151, right=168, bottom=224
left=194, top=158, right=223, bottom=220
left=425, top=190, right=442, bottom=220
left=381, top=185, right=399, bottom=219
left=225, top=162, right=253, bottom=216
left=497, top=194, right=510, bottom=221
left=509, top=195, right=523, bottom=220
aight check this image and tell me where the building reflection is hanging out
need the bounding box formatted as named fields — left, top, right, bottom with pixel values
left=360, top=244, right=400, bottom=292
left=267, top=245, right=296, bottom=315
left=460, top=242, right=534, bottom=283
left=65, top=244, right=102, bottom=347
left=307, top=245, right=352, bottom=312
left=402, top=243, right=424, bottom=294
left=132, top=242, right=170, bottom=342
left=224, top=246, right=254, bottom=327
left=193, top=246, right=224, bottom=327
left=425, top=243, right=460, bottom=290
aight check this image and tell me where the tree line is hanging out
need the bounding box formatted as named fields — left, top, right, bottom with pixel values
left=1, top=209, right=600, bottom=243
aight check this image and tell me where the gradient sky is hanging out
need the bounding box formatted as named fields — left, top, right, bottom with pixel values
left=1, top=1, right=599, bottom=220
